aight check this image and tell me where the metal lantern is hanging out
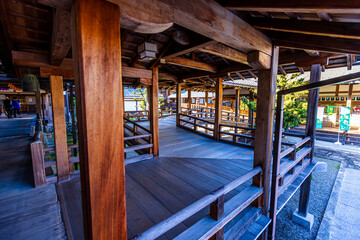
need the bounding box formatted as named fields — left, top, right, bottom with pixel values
left=22, top=73, right=40, bottom=92
left=138, top=42, right=157, bottom=61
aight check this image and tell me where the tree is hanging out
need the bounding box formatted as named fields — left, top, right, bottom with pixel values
left=240, top=73, right=309, bottom=130
left=132, top=88, right=165, bottom=112
left=277, top=73, right=309, bottom=130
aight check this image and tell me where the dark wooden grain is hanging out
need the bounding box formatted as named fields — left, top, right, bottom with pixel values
left=214, top=78, right=223, bottom=140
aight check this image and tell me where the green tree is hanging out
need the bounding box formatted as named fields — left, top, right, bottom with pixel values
left=132, top=88, right=165, bottom=112
left=241, top=73, right=309, bottom=130
left=277, top=73, right=309, bottom=130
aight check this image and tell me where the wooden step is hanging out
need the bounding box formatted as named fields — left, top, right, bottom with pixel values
left=124, top=143, right=153, bottom=153
left=125, top=154, right=154, bottom=165
left=277, top=162, right=317, bottom=214
left=124, top=134, right=152, bottom=141
left=238, top=215, right=271, bottom=240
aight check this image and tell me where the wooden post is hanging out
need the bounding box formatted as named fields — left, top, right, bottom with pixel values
left=205, top=90, right=209, bottom=107
left=235, top=88, right=240, bottom=122
left=176, top=82, right=182, bottom=127
left=35, top=91, right=42, bottom=114
left=30, top=141, right=46, bottom=187
left=298, top=64, right=321, bottom=217
left=253, top=46, right=279, bottom=214
left=210, top=194, right=225, bottom=240
left=50, top=75, right=69, bottom=181
left=188, top=89, right=192, bottom=109
left=347, top=84, right=353, bottom=108
left=149, top=68, right=159, bottom=157
left=214, top=78, right=223, bottom=141
left=71, top=0, right=126, bottom=239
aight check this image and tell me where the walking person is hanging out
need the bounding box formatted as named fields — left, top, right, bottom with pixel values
left=3, top=97, right=13, bottom=119
left=12, top=97, right=21, bottom=118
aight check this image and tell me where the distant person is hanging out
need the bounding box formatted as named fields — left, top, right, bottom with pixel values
left=3, top=97, right=12, bottom=119
left=12, top=97, right=21, bottom=118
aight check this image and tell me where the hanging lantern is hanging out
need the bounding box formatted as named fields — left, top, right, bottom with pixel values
left=22, top=73, right=40, bottom=92
left=138, top=42, right=157, bottom=61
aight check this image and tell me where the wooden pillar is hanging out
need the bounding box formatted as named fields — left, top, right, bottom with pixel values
left=35, top=91, right=42, bottom=114
left=214, top=78, right=223, bottom=141
left=69, top=86, right=77, bottom=157
left=187, top=89, right=191, bottom=109
left=50, top=75, right=69, bottom=181
left=253, top=46, right=279, bottom=214
left=149, top=68, right=159, bottom=157
left=176, top=82, right=182, bottom=127
left=298, top=64, right=321, bottom=217
left=248, top=90, right=254, bottom=127
left=205, top=91, right=209, bottom=107
left=347, top=84, right=354, bottom=108
left=71, top=0, right=126, bottom=239
left=235, top=88, right=240, bottom=123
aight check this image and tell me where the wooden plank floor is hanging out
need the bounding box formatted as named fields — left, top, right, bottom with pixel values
left=0, top=116, right=66, bottom=240
left=59, top=117, right=254, bottom=239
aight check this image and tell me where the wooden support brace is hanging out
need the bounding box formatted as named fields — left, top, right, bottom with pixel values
left=209, top=194, right=225, bottom=240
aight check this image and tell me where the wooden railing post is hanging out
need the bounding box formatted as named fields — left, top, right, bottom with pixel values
left=268, top=94, right=284, bottom=239
left=252, top=46, right=278, bottom=222
left=293, top=64, right=321, bottom=229
left=30, top=141, right=46, bottom=187
left=210, top=194, right=225, bottom=240
left=50, top=75, right=69, bottom=181
left=176, top=82, right=182, bottom=127
left=214, top=78, right=223, bottom=141
left=188, top=89, right=191, bottom=110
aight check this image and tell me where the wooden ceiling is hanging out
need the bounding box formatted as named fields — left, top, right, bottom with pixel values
left=0, top=0, right=359, bottom=92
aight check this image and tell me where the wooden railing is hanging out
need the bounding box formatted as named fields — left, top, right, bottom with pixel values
left=31, top=133, right=79, bottom=187
left=125, top=106, right=176, bottom=122
left=131, top=167, right=263, bottom=240
left=124, top=117, right=154, bottom=164
left=219, top=123, right=255, bottom=148
left=178, top=112, right=215, bottom=138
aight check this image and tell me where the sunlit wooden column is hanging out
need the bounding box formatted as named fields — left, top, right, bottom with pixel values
left=214, top=78, right=223, bottom=141
left=205, top=90, right=209, bottom=107
left=253, top=46, right=279, bottom=214
left=176, top=82, right=182, bottom=127
left=71, top=0, right=126, bottom=239
left=149, top=68, right=159, bottom=157
left=187, top=89, right=191, bottom=109
left=50, top=75, right=69, bottom=181
left=347, top=84, right=354, bottom=108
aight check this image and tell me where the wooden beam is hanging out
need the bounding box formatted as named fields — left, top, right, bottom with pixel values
left=163, top=39, right=216, bottom=59
left=176, top=82, right=181, bottom=126
left=247, top=51, right=271, bottom=70
left=251, top=18, right=360, bottom=40
left=305, top=50, right=320, bottom=57
left=253, top=46, right=279, bottom=217
left=161, top=57, right=218, bottom=73
left=317, top=12, right=332, bottom=21
left=273, top=32, right=360, bottom=54
left=35, top=91, right=42, bottom=114
left=30, top=141, right=46, bottom=187
left=149, top=68, right=159, bottom=156
left=279, top=66, right=287, bottom=76
left=71, top=0, right=126, bottom=239
left=50, top=75, right=69, bottom=181
left=199, top=43, right=248, bottom=65
left=295, top=55, right=329, bottom=67
left=38, top=0, right=73, bottom=10
left=50, top=9, right=72, bottom=65
left=165, top=0, right=272, bottom=55
left=122, top=66, right=152, bottom=79
left=225, top=1, right=360, bottom=14
left=214, top=78, right=223, bottom=141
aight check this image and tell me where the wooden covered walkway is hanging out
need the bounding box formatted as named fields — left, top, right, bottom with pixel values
left=58, top=117, right=258, bottom=239
left=0, top=118, right=66, bottom=240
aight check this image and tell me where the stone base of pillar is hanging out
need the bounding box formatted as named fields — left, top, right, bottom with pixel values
left=292, top=208, right=314, bottom=230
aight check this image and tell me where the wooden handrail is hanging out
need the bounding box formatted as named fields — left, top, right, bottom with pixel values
left=219, top=123, right=254, bottom=131
left=132, top=166, right=262, bottom=240
left=124, top=117, right=151, bottom=134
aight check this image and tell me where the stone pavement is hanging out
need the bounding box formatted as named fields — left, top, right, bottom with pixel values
left=315, top=140, right=360, bottom=240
